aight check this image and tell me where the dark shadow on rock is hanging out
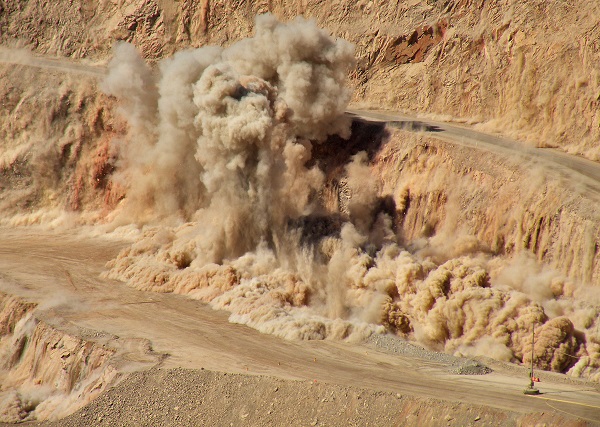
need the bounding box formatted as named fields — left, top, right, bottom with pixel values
left=287, top=214, right=343, bottom=246
left=309, top=118, right=390, bottom=175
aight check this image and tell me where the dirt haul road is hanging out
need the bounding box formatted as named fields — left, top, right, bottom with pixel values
left=349, top=109, right=600, bottom=201
left=1, top=46, right=600, bottom=421
left=1, top=23, right=600, bottom=424
left=0, top=226, right=599, bottom=425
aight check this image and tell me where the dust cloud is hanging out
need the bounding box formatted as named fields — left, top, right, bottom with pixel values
left=101, top=15, right=600, bottom=380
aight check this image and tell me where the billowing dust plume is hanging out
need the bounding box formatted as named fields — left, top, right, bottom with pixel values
left=102, top=15, right=600, bottom=380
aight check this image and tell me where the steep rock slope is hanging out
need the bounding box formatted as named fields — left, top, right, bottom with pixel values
left=2, top=0, right=600, bottom=157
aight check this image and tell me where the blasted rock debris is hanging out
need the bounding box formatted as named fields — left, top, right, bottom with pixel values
left=96, top=14, right=600, bottom=381
left=1, top=2, right=600, bottom=425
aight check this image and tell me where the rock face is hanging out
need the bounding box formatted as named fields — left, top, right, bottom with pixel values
left=0, top=292, right=165, bottom=422
left=2, top=0, right=600, bottom=158
left=384, top=22, right=447, bottom=65
left=1, top=0, right=600, bottom=418
left=0, top=294, right=115, bottom=422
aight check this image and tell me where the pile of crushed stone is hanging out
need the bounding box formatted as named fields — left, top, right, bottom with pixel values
left=365, top=333, right=493, bottom=375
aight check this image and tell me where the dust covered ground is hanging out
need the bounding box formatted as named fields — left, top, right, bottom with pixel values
left=30, top=368, right=594, bottom=427
left=0, top=227, right=598, bottom=426
left=1, top=1, right=600, bottom=426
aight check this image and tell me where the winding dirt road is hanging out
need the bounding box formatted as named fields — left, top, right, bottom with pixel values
left=1, top=53, right=600, bottom=424
left=0, top=227, right=599, bottom=424
left=348, top=109, right=600, bottom=201
left=0, top=48, right=107, bottom=77
left=3, top=48, right=600, bottom=194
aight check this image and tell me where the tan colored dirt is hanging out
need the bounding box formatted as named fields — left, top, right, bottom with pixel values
left=2, top=1, right=600, bottom=426
left=0, top=228, right=598, bottom=425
